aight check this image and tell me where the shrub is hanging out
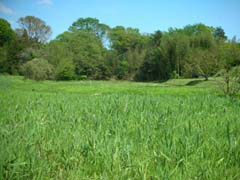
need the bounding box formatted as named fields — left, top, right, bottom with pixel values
left=116, top=60, right=129, bottom=79
left=93, top=64, right=111, bottom=80
left=56, top=58, right=75, bottom=80
left=170, top=70, right=180, bottom=79
left=21, top=58, right=54, bottom=80
left=76, top=75, right=88, bottom=80
left=216, top=66, right=240, bottom=96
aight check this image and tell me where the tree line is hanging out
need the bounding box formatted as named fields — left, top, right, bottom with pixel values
left=0, top=16, right=240, bottom=84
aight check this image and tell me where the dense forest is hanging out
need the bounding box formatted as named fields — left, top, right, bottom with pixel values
left=1, top=16, right=240, bottom=82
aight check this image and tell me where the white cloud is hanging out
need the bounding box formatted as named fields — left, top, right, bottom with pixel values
left=38, top=0, right=53, bottom=6
left=0, top=2, right=13, bottom=14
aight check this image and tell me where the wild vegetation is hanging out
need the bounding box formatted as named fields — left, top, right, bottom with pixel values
left=1, top=14, right=240, bottom=179
left=1, top=17, right=240, bottom=95
left=0, top=76, right=240, bottom=179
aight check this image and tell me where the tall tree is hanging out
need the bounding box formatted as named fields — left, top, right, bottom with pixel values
left=214, top=27, right=227, bottom=41
left=69, top=17, right=110, bottom=45
left=53, top=30, right=107, bottom=79
left=151, top=30, right=163, bottom=47
left=218, top=41, right=240, bottom=95
left=17, top=16, right=52, bottom=43
left=109, top=26, right=147, bottom=53
left=0, top=19, right=24, bottom=74
left=0, top=18, right=15, bottom=47
left=136, top=48, right=171, bottom=81
left=184, top=48, right=219, bottom=80
left=136, top=31, right=171, bottom=81
left=109, top=26, right=149, bottom=79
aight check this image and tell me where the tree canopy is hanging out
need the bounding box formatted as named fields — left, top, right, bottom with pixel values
left=17, top=16, right=52, bottom=43
left=0, top=18, right=15, bottom=47
left=0, top=16, right=240, bottom=84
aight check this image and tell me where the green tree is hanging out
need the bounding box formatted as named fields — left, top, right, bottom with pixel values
left=0, top=19, right=16, bottom=73
left=54, top=27, right=110, bottom=80
left=0, top=16, right=52, bottom=75
left=150, top=30, right=163, bottom=47
left=69, top=17, right=110, bottom=44
left=184, top=48, right=219, bottom=80
left=182, top=23, right=214, bottom=36
left=109, top=26, right=149, bottom=79
left=217, top=41, right=240, bottom=95
left=5, top=38, right=26, bottom=74
left=136, top=48, right=171, bottom=81
left=214, top=27, right=227, bottom=41
left=116, top=60, right=129, bottom=79
left=175, top=35, right=189, bottom=76
left=57, top=31, right=105, bottom=78
left=56, top=58, right=75, bottom=80
left=160, top=34, right=178, bottom=76
left=0, top=45, right=8, bottom=73
left=0, top=18, right=15, bottom=47
left=109, top=26, right=147, bottom=53
left=45, top=40, right=73, bottom=67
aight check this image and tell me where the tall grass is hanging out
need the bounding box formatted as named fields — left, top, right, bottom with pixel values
left=0, top=76, right=240, bottom=179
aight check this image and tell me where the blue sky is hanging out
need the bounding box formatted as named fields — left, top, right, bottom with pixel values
left=0, top=0, right=240, bottom=40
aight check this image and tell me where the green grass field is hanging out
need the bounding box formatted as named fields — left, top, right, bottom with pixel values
left=0, top=76, right=240, bottom=179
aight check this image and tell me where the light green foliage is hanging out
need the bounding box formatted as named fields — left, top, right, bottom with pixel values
left=216, top=66, right=240, bottom=96
left=0, top=16, right=240, bottom=85
left=184, top=48, right=219, bottom=80
left=159, top=24, right=217, bottom=79
left=1, top=17, right=51, bottom=75
left=21, top=58, right=55, bottom=80
left=181, top=23, right=215, bottom=39
left=217, top=41, right=240, bottom=95
left=0, top=76, right=240, bottom=179
left=109, top=26, right=149, bottom=79
left=69, top=17, right=110, bottom=44
left=56, top=58, right=75, bottom=80
left=116, top=60, right=129, bottom=79
left=109, top=26, right=147, bottom=53
left=220, top=41, right=240, bottom=68
left=55, top=31, right=106, bottom=79
left=45, top=40, right=72, bottom=67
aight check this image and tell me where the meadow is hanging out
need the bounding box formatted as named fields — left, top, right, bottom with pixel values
left=0, top=75, right=240, bottom=179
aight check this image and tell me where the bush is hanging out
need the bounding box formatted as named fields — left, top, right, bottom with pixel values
left=76, top=75, right=88, bottom=80
left=216, top=66, right=240, bottom=96
left=94, top=64, right=111, bottom=80
left=116, top=60, right=129, bottom=79
left=21, top=58, right=54, bottom=80
left=170, top=70, right=179, bottom=79
left=56, top=58, right=75, bottom=80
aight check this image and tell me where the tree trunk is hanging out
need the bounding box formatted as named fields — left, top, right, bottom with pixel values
left=178, top=57, right=181, bottom=78
left=204, top=75, right=208, bottom=81
left=225, top=69, right=230, bottom=95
